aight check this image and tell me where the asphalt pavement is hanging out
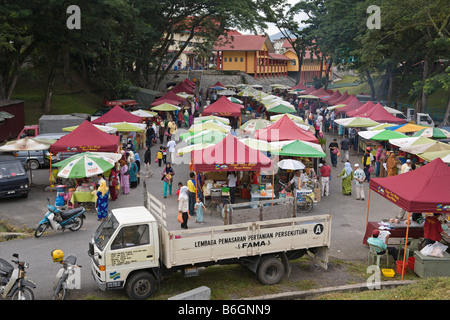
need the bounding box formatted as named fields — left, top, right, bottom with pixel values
left=0, top=128, right=400, bottom=300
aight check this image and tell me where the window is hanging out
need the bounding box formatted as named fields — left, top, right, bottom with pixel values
left=291, top=59, right=296, bottom=66
left=224, top=57, right=227, bottom=62
left=111, top=224, right=150, bottom=250
left=235, top=57, right=237, bottom=62
left=240, top=57, right=244, bottom=62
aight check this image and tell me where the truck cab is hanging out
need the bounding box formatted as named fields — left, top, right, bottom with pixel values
left=17, top=125, right=39, bottom=140
left=89, top=207, right=160, bottom=297
left=406, top=108, right=435, bottom=127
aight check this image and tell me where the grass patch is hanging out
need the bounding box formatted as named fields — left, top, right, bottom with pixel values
left=0, top=219, right=33, bottom=241
left=318, top=277, right=450, bottom=300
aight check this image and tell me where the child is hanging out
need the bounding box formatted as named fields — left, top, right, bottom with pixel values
left=156, top=146, right=163, bottom=167
left=194, top=197, right=206, bottom=224
left=176, top=182, right=183, bottom=201
left=162, top=146, right=167, bottom=164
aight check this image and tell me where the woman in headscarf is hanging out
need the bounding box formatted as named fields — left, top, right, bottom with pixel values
left=178, top=186, right=189, bottom=229
left=119, top=159, right=130, bottom=195
left=162, top=162, right=175, bottom=198
left=129, top=157, right=139, bottom=189
left=337, top=161, right=354, bottom=195
left=95, top=180, right=109, bottom=220
left=109, top=166, right=119, bottom=201
left=386, top=152, right=398, bottom=177
left=379, top=148, right=387, bottom=178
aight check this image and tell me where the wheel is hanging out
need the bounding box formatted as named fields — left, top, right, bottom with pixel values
left=125, top=272, right=157, bottom=300
left=296, top=195, right=313, bottom=214
left=27, top=159, right=40, bottom=170
left=10, top=286, right=34, bottom=300
left=53, top=279, right=67, bottom=300
left=34, top=222, right=49, bottom=238
left=68, top=216, right=83, bottom=231
left=256, top=256, right=285, bottom=285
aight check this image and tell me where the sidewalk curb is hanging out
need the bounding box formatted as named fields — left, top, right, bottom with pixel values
left=240, top=280, right=417, bottom=300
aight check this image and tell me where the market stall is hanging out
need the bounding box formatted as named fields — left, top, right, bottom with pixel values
left=91, top=105, right=143, bottom=125
left=191, top=134, right=273, bottom=210
left=201, top=96, right=242, bottom=128
left=367, top=158, right=450, bottom=279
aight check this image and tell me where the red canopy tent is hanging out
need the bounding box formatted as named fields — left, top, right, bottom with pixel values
left=191, top=134, right=273, bottom=172
left=299, top=87, right=317, bottom=95
left=366, top=158, right=450, bottom=278
left=181, top=78, right=196, bottom=89
left=290, top=83, right=310, bottom=91
left=150, top=98, right=181, bottom=106
left=320, top=90, right=341, bottom=103
left=201, top=96, right=242, bottom=117
left=326, top=92, right=350, bottom=106
left=210, top=81, right=225, bottom=88
left=91, top=105, right=142, bottom=125
left=309, top=88, right=331, bottom=98
left=346, top=101, right=375, bottom=117
left=171, top=82, right=194, bottom=94
left=334, top=96, right=363, bottom=115
left=154, top=91, right=186, bottom=104
left=50, top=120, right=120, bottom=153
left=352, top=103, right=406, bottom=124
left=254, top=114, right=319, bottom=143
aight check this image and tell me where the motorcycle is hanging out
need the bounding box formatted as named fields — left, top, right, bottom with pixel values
left=34, top=198, right=86, bottom=238
left=0, top=253, right=36, bottom=300
left=52, top=254, right=81, bottom=300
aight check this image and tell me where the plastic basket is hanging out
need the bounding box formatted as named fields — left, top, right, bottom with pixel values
left=396, top=260, right=408, bottom=274
left=381, top=269, right=395, bottom=278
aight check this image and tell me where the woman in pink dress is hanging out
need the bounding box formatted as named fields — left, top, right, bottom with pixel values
left=120, top=160, right=130, bottom=195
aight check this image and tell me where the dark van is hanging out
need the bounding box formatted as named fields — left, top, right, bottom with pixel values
left=0, top=154, right=30, bottom=199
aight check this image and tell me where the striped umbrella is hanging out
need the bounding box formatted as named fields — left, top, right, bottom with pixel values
left=56, top=153, right=116, bottom=179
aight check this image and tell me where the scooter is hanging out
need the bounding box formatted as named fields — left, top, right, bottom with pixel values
left=52, top=255, right=82, bottom=300
left=34, top=198, right=86, bottom=238
left=0, top=253, right=36, bottom=300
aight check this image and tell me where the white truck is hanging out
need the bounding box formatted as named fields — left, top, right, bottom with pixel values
left=88, top=197, right=331, bottom=300
left=405, top=108, right=435, bottom=127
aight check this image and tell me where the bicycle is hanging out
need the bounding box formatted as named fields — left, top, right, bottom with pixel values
left=278, top=180, right=314, bottom=214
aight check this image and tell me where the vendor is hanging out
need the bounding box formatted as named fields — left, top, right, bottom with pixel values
left=424, top=213, right=445, bottom=246
left=287, top=170, right=307, bottom=190
left=227, top=171, right=237, bottom=204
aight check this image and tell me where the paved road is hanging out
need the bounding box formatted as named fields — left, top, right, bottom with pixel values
left=0, top=129, right=399, bottom=300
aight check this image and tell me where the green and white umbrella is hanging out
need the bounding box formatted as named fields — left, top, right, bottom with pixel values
left=412, top=127, right=450, bottom=139
left=54, top=153, right=118, bottom=179
left=240, top=119, right=272, bottom=133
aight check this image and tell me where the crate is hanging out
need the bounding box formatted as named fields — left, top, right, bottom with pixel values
left=382, top=268, right=395, bottom=278
left=413, top=250, right=450, bottom=278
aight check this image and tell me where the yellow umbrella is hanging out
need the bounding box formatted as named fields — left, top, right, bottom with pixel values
left=394, top=123, right=429, bottom=133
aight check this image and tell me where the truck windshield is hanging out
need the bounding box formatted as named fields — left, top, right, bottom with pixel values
left=0, top=162, right=26, bottom=179
left=93, top=214, right=119, bottom=251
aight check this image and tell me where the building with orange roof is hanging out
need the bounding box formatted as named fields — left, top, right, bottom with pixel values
left=213, top=34, right=291, bottom=79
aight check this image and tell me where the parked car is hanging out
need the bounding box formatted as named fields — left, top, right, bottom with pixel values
left=0, top=154, right=30, bottom=199
left=15, top=150, right=53, bottom=170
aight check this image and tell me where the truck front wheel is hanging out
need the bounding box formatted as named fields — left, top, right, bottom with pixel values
left=125, top=272, right=157, bottom=300
left=256, top=256, right=285, bottom=285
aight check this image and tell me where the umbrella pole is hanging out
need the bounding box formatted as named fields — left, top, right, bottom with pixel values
left=272, top=170, right=274, bottom=205
left=401, top=212, right=411, bottom=280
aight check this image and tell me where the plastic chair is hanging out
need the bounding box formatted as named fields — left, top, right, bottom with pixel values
left=368, top=243, right=389, bottom=267
left=397, top=238, right=421, bottom=260
left=65, top=188, right=76, bottom=209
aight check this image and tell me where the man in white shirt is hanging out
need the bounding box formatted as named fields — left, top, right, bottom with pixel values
left=287, top=170, right=307, bottom=190
left=400, top=159, right=411, bottom=174
left=167, top=139, right=176, bottom=164
left=227, top=172, right=237, bottom=204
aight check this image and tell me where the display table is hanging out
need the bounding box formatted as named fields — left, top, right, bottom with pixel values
left=413, top=250, right=450, bottom=278
left=363, top=221, right=424, bottom=245
left=71, top=191, right=97, bottom=203
left=250, top=191, right=274, bottom=208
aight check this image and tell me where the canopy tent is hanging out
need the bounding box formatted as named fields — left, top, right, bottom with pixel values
left=150, top=98, right=181, bottom=106
left=154, top=91, right=186, bottom=104
left=298, top=94, right=320, bottom=99
left=188, top=122, right=231, bottom=133
left=289, top=83, right=310, bottom=91
left=240, top=119, right=272, bottom=133
left=209, top=81, right=226, bottom=89
left=62, top=124, right=117, bottom=134
left=270, top=113, right=304, bottom=123
left=271, top=140, right=326, bottom=158
left=367, top=158, right=450, bottom=279
left=417, top=150, right=450, bottom=163
left=49, top=120, right=120, bottom=153
left=350, top=103, right=406, bottom=124
left=369, top=158, right=450, bottom=213
left=194, top=115, right=230, bottom=125
left=171, top=81, right=194, bottom=94
left=266, top=104, right=296, bottom=114
left=308, top=88, right=331, bottom=98
left=191, top=134, right=273, bottom=172
left=334, top=117, right=380, bottom=128
left=201, top=96, right=242, bottom=117
left=108, top=122, right=144, bottom=132
left=320, top=90, right=341, bottom=103
left=254, top=114, right=319, bottom=143
left=151, top=103, right=180, bottom=111
left=91, top=105, right=142, bottom=125
left=298, top=87, right=316, bottom=95
left=368, top=123, right=397, bottom=131
left=238, top=138, right=280, bottom=152
left=326, top=91, right=350, bottom=106
left=358, top=129, right=407, bottom=141
left=185, top=131, right=227, bottom=145
left=334, top=97, right=363, bottom=115
left=346, top=101, right=376, bottom=117
left=400, top=137, right=450, bottom=155
left=130, top=109, right=157, bottom=118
